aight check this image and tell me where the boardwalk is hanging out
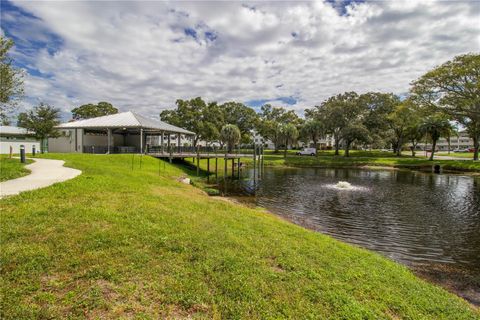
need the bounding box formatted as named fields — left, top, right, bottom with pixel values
left=147, top=152, right=253, bottom=159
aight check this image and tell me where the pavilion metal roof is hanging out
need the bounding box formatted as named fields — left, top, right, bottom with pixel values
left=0, top=126, right=35, bottom=135
left=56, top=111, right=195, bottom=135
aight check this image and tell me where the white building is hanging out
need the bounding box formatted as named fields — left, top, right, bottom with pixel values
left=49, top=111, right=195, bottom=153
left=253, top=132, right=334, bottom=150
left=423, top=130, right=474, bottom=151
left=0, top=126, right=41, bottom=154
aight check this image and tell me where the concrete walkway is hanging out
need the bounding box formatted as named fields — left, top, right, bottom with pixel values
left=0, top=158, right=82, bottom=198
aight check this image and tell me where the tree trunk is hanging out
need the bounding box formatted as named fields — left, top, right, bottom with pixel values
left=334, top=136, right=340, bottom=156
left=396, top=136, right=403, bottom=157
left=40, top=138, right=45, bottom=154
left=345, top=141, right=351, bottom=157
left=429, top=139, right=437, bottom=161
left=284, top=138, right=288, bottom=158
left=410, top=140, right=417, bottom=157
left=473, top=136, right=479, bottom=161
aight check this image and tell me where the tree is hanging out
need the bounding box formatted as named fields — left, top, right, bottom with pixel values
left=300, top=120, right=324, bottom=151
left=160, top=97, right=208, bottom=146
left=342, top=123, right=371, bottom=157
left=71, top=102, right=118, bottom=120
left=387, top=99, right=418, bottom=156
left=17, top=103, right=61, bottom=153
left=311, top=92, right=364, bottom=155
left=419, top=115, right=453, bottom=160
left=0, top=36, right=24, bottom=124
left=220, top=102, right=258, bottom=144
left=280, top=123, right=299, bottom=158
left=411, top=53, right=480, bottom=160
left=360, top=92, right=399, bottom=150
left=257, top=104, right=300, bottom=152
left=220, top=124, right=241, bottom=153
left=406, top=122, right=424, bottom=157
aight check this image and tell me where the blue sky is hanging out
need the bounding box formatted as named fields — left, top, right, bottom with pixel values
left=1, top=0, right=478, bottom=120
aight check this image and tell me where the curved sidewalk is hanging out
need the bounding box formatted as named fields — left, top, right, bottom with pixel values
left=0, top=158, right=81, bottom=198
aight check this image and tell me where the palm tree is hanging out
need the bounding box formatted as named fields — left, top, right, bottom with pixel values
left=419, top=116, right=453, bottom=160
left=220, top=124, right=241, bottom=153
left=300, top=120, right=324, bottom=152
left=280, top=124, right=299, bottom=158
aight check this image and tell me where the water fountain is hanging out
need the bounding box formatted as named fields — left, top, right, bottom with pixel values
left=335, top=181, right=352, bottom=189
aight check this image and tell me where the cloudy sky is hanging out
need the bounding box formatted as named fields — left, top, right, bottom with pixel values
left=1, top=0, right=479, bottom=120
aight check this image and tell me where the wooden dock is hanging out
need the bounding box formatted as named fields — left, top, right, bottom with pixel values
left=147, top=152, right=252, bottom=159
left=147, top=149, right=264, bottom=180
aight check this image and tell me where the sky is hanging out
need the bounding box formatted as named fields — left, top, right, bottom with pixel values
left=1, top=0, right=479, bottom=120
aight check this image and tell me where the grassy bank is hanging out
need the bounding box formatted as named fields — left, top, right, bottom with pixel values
left=1, top=154, right=478, bottom=319
left=0, top=156, right=32, bottom=182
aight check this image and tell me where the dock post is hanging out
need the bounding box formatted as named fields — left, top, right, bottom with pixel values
left=207, top=158, right=210, bottom=182
left=260, top=145, right=264, bottom=176
left=196, top=156, right=200, bottom=177
left=253, top=144, right=256, bottom=181
left=224, top=155, right=227, bottom=179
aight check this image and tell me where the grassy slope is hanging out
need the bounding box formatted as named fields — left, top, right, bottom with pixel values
left=0, top=156, right=32, bottom=182
left=1, top=154, right=478, bottom=319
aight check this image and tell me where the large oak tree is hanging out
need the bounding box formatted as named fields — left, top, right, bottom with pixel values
left=411, top=53, right=480, bottom=160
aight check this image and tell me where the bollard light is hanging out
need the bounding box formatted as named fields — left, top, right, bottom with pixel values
left=20, top=145, right=26, bottom=163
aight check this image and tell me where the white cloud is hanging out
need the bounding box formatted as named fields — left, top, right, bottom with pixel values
left=5, top=0, right=480, bottom=119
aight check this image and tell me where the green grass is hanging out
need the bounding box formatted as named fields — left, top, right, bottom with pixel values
left=0, top=156, right=32, bottom=181
left=436, top=152, right=477, bottom=159
left=1, top=153, right=478, bottom=319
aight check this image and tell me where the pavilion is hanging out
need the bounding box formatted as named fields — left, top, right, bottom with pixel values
left=49, top=111, right=195, bottom=154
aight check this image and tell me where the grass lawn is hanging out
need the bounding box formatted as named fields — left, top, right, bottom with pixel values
left=0, top=156, right=32, bottom=182
left=1, top=153, right=478, bottom=319
left=436, top=152, right=477, bottom=159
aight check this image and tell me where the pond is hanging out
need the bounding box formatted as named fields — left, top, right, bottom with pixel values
left=219, top=167, right=480, bottom=304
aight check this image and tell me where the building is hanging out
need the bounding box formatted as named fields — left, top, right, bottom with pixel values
left=0, top=126, right=41, bottom=154
left=253, top=132, right=334, bottom=150
left=423, top=130, right=473, bottom=151
left=49, top=111, right=195, bottom=153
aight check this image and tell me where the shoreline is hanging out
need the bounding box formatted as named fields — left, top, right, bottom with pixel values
left=245, top=161, right=480, bottom=176
left=209, top=191, right=480, bottom=308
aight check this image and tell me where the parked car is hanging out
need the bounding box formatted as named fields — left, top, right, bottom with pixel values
left=296, top=148, right=316, bottom=156
left=454, top=148, right=472, bottom=153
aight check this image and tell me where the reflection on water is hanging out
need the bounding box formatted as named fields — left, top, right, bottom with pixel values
left=220, top=167, right=480, bottom=301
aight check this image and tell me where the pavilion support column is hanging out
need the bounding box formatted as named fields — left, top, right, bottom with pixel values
left=140, top=129, right=143, bottom=154
left=107, top=128, right=112, bottom=154
left=177, top=134, right=181, bottom=153
left=161, top=131, right=164, bottom=154
left=167, top=134, right=171, bottom=153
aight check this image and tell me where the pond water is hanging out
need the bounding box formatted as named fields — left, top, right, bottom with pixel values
left=219, top=167, right=480, bottom=303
